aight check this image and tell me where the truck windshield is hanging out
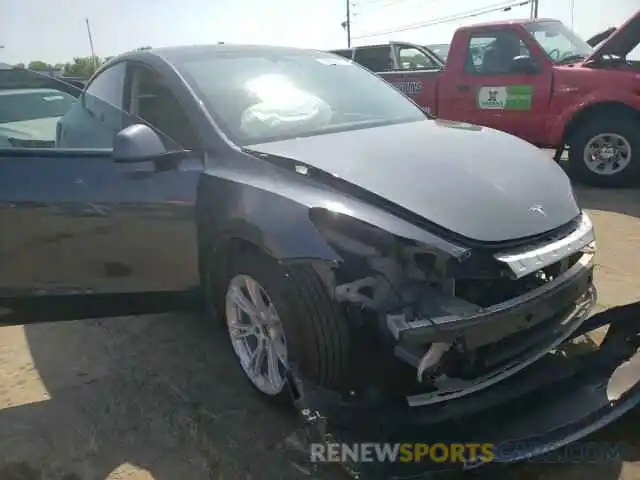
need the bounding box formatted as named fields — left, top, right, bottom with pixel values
left=172, top=49, right=426, bottom=145
left=525, top=21, right=593, bottom=64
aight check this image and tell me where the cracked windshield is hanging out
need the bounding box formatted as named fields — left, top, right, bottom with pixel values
left=1, top=1, right=639, bottom=480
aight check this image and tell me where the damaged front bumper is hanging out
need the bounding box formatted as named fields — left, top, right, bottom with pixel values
left=289, top=305, right=640, bottom=479
left=286, top=210, right=640, bottom=478
left=286, top=212, right=640, bottom=478
left=392, top=248, right=596, bottom=407
left=322, top=209, right=600, bottom=411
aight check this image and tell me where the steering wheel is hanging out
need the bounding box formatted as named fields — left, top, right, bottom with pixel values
left=558, top=51, right=576, bottom=61
left=547, top=48, right=561, bottom=61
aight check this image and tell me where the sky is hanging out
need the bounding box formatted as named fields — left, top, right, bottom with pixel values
left=0, top=0, right=638, bottom=65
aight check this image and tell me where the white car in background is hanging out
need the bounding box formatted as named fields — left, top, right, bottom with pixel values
left=0, top=88, right=77, bottom=148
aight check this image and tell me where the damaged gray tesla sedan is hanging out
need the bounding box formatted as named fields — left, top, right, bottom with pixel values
left=1, top=46, right=638, bottom=477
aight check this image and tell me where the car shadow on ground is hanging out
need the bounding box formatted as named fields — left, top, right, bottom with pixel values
left=2, top=307, right=640, bottom=480
left=574, top=186, right=640, bottom=221
left=0, top=313, right=344, bottom=480
left=559, top=160, right=640, bottom=221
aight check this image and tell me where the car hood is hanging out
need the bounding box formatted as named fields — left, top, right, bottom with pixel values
left=586, top=27, right=618, bottom=48
left=245, top=119, right=580, bottom=243
left=585, top=10, right=640, bottom=61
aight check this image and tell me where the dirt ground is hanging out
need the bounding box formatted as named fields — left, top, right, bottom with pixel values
left=0, top=182, right=639, bottom=480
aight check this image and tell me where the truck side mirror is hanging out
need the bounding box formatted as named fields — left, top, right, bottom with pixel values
left=512, top=55, right=539, bottom=74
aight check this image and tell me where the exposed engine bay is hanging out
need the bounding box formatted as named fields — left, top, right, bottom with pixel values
left=310, top=209, right=597, bottom=407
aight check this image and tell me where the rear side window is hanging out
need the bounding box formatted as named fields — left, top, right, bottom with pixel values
left=85, top=62, right=126, bottom=108
left=353, top=46, right=393, bottom=72
left=397, top=46, right=440, bottom=70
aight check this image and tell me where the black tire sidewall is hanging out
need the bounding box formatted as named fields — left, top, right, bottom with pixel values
left=218, top=247, right=350, bottom=402
left=568, top=117, right=640, bottom=188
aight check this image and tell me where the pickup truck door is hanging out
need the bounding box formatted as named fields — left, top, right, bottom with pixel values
left=0, top=67, right=201, bottom=325
left=371, top=42, right=443, bottom=114
left=437, top=28, right=552, bottom=144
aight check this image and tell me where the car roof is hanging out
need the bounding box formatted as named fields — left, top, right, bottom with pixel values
left=117, top=43, right=328, bottom=64
left=456, top=17, right=558, bottom=30
left=0, top=88, right=70, bottom=96
left=91, top=43, right=350, bottom=85
left=329, top=44, right=388, bottom=51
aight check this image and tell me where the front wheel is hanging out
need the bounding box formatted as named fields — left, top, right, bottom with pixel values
left=568, top=116, right=640, bottom=188
left=220, top=247, right=350, bottom=403
left=225, top=272, right=290, bottom=398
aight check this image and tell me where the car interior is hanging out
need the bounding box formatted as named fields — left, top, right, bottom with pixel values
left=129, top=66, right=200, bottom=152
left=479, top=34, right=528, bottom=74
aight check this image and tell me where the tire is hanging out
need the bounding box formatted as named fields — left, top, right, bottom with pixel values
left=211, top=244, right=350, bottom=403
left=568, top=116, right=640, bottom=188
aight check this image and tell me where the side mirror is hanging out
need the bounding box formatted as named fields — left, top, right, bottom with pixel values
left=113, top=124, right=187, bottom=163
left=512, top=55, right=539, bottom=74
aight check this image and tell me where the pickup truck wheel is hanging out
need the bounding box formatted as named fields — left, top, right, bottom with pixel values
left=222, top=249, right=349, bottom=402
left=568, top=117, right=640, bottom=187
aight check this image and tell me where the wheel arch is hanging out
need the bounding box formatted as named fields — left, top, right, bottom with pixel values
left=197, top=209, right=343, bottom=314
left=562, top=101, right=640, bottom=146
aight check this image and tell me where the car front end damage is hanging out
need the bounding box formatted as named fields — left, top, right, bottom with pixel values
left=287, top=208, right=640, bottom=477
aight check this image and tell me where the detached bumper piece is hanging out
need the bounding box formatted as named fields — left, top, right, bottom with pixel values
left=290, top=301, right=640, bottom=479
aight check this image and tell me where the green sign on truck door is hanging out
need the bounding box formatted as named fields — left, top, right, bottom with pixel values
left=476, top=85, right=533, bottom=111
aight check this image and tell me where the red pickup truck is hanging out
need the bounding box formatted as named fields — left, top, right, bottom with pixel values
left=332, top=11, right=640, bottom=188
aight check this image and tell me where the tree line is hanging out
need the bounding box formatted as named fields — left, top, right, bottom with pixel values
left=13, top=56, right=114, bottom=77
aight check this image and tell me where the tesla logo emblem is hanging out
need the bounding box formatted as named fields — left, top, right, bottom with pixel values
left=529, top=204, right=546, bottom=216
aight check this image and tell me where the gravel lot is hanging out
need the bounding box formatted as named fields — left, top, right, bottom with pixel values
left=0, top=182, right=639, bottom=480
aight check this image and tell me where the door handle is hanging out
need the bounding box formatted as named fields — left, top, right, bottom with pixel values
left=456, top=85, right=471, bottom=92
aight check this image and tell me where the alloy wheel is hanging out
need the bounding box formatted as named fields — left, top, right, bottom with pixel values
left=225, top=274, right=288, bottom=395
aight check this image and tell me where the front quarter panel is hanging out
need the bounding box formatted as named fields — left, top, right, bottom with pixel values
left=197, top=171, right=339, bottom=262
left=197, top=151, right=469, bottom=265
left=548, top=66, right=640, bottom=146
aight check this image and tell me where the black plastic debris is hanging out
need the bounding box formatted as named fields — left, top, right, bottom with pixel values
left=287, top=303, right=640, bottom=479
